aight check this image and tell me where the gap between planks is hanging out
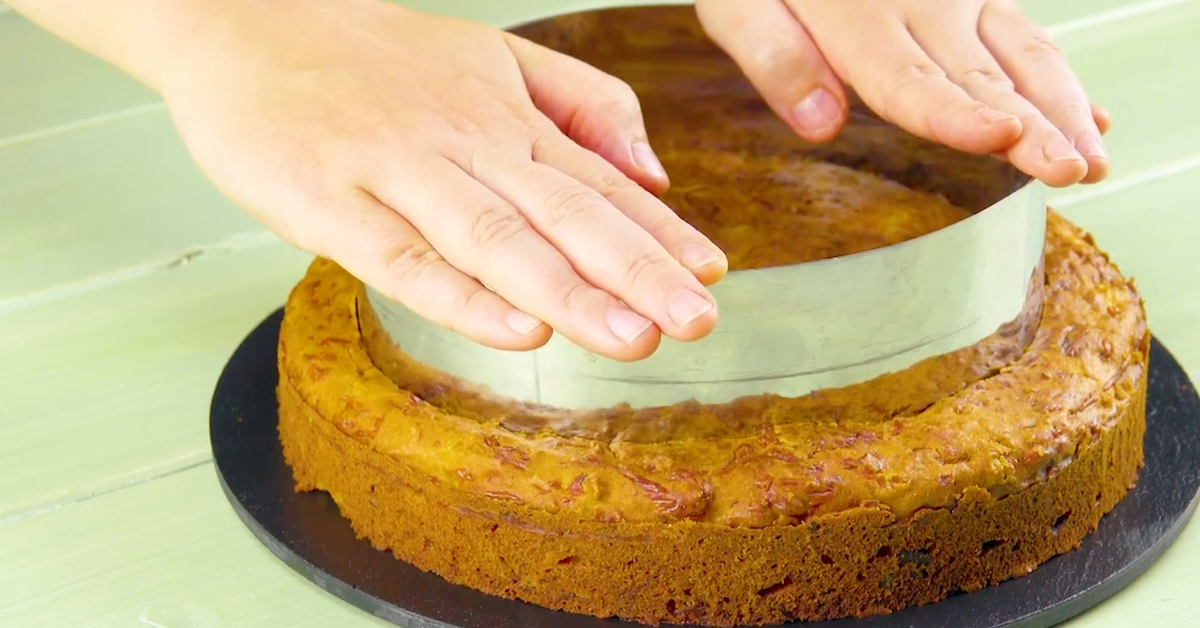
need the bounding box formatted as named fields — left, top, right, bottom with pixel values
left=1053, top=154, right=1200, bottom=208
left=0, top=102, right=165, bottom=150
left=0, top=230, right=283, bottom=318
left=0, top=456, right=212, bottom=526
left=1045, top=0, right=1200, bottom=37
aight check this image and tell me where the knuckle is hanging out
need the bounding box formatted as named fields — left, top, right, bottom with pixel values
left=1060, top=99, right=1094, bottom=123
left=643, top=212, right=692, bottom=241
left=580, top=164, right=634, bottom=199
left=462, top=286, right=497, bottom=319
left=959, top=67, right=1015, bottom=90
left=738, top=37, right=822, bottom=86
left=603, top=77, right=641, bottom=110
left=468, top=203, right=528, bottom=250
left=917, top=110, right=951, bottom=146
left=620, top=248, right=673, bottom=288
left=527, top=132, right=559, bottom=163
left=437, top=109, right=488, bottom=143
left=553, top=279, right=596, bottom=314
left=742, top=39, right=792, bottom=77
left=875, top=63, right=946, bottom=123
left=542, top=185, right=599, bottom=227
left=381, top=239, right=443, bottom=287
left=887, top=63, right=947, bottom=90
left=1023, top=31, right=1061, bottom=57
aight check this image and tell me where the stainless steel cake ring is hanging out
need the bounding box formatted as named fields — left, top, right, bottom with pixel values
left=365, top=110, right=1047, bottom=411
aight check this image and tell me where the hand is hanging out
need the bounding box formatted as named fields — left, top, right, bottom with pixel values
left=697, top=0, right=1112, bottom=187
left=158, top=0, right=728, bottom=360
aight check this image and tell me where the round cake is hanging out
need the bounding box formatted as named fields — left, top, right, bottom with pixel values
left=275, top=6, right=1148, bottom=627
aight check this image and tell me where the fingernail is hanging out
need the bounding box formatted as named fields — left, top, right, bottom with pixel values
left=667, top=289, right=714, bottom=328
left=631, top=141, right=668, bottom=180
left=1075, top=134, right=1108, bottom=159
left=1044, top=136, right=1086, bottom=163
left=680, top=243, right=721, bottom=271
left=792, top=87, right=840, bottom=134
left=606, top=307, right=653, bottom=344
left=505, top=309, right=542, bottom=335
left=979, top=107, right=1019, bottom=124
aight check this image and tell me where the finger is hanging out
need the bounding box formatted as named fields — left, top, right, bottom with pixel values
left=696, top=0, right=848, bottom=142
left=793, top=4, right=1022, bottom=155
left=371, top=157, right=663, bottom=361
left=907, top=4, right=1087, bottom=187
left=1093, top=103, right=1112, bottom=135
left=303, top=190, right=551, bottom=351
left=472, top=150, right=720, bottom=343
left=981, top=0, right=1109, bottom=184
left=530, top=131, right=729, bottom=287
left=502, top=32, right=670, bottom=195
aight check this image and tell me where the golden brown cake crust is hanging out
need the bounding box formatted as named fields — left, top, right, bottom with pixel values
left=276, top=211, right=1148, bottom=626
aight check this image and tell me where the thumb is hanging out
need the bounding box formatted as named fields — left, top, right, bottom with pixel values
left=502, top=33, right=670, bottom=195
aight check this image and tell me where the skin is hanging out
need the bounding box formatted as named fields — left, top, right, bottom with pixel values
left=697, top=0, right=1112, bottom=185
left=8, top=0, right=1111, bottom=361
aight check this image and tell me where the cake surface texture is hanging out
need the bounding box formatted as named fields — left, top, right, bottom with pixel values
left=275, top=6, right=1149, bottom=627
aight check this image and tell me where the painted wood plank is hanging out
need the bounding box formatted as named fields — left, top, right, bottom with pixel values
left=0, top=108, right=261, bottom=305
left=0, top=465, right=392, bottom=628
left=0, top=11, right=157, bottom=141
left=1050, top=0, right=1200, bottom=192
left=1031, top=0, right=1198, bottom=34
left=1056, top=166, right=1200, bottom=378
left=0, top=462, right=1193, bottom=628
left=0, top=240, right=311, bottom=520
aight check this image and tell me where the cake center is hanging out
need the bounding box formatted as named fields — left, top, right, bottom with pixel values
left=659, top=156, right=972, bottom=271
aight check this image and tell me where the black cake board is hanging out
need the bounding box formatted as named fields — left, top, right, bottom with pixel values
left=211, top=309, right=1200, bottom=628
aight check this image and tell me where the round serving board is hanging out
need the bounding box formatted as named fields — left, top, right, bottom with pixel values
left=211, top=309, right=1200, bottom=628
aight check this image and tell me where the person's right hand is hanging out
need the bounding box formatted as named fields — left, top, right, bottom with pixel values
left=158, top=0, right=727, bottom=361
left=696, top=0, right=1114, bottom=188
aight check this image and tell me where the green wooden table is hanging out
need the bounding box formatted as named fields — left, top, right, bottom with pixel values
left=1, top=0, right=1197, bottom=625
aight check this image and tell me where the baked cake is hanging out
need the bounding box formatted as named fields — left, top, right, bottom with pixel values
left=275, top=7, right=1148, bottom=627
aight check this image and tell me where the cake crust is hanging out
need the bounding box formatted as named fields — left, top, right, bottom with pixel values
left=277, top=211, right=1148, bottom=626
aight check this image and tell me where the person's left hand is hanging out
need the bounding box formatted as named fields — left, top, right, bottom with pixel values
left=696, top=0, right=1112, bottom=187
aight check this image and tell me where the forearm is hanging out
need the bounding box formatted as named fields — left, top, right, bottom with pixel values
left=6, top=0, right=292, bottom=93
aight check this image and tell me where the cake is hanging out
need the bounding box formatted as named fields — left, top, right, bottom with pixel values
left=275, top=6, right=1148, bottom=627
